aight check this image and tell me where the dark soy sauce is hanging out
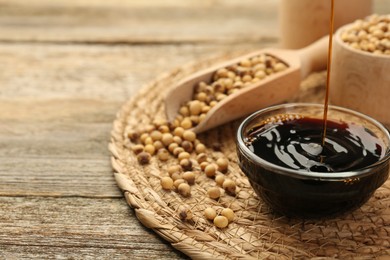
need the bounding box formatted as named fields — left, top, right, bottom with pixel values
left=245, top=117, right=385, bottom=173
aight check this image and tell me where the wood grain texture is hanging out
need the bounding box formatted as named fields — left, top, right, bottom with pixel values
left=0, top=196, right=188, bottom=259
left=0, top=43, right=264, bottom=100
left=0, top=0, right=278, bottom=44
left=0, top=0, right=388, bottom=44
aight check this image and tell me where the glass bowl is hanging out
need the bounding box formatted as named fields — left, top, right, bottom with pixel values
left=236, top=103, right=390, bottom=218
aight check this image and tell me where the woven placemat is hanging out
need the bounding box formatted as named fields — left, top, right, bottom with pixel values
left=109, top=54, right=390, bottom=259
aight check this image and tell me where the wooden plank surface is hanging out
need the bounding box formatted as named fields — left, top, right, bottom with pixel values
left=0, top=0, right=389, bottom=258
left=0, top=43, right=262, bottom=100
left=0, top=197, right=187, bottom=259
left=0, top=0, right=278, bottom=43
left=0, top=0, right=388, bottom=44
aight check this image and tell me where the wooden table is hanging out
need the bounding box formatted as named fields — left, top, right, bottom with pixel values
left=0, top=1, right=388, bottom=258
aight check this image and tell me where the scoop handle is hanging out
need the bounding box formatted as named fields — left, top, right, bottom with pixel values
left=298, top=36, right=329, bottom=79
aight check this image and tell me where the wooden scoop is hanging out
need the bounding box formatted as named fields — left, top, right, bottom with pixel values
left=165, top=36, right=329, bottom=133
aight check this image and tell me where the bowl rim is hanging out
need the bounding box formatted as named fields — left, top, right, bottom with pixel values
left=237, top=103, right=390, bottom=180
left=335, top=23, right=390, bottom=59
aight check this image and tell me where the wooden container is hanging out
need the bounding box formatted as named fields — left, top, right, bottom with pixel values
left=330, top=24, right=390, bottom=125
left=279, top=0, right=372, bottom=49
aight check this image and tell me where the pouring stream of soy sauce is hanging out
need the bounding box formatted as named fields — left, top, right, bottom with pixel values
left=321, top=0, right=335, bottom=148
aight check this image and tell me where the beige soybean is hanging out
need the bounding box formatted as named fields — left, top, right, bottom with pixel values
left=201, top=105, right=210, bottom=114
left=150, top=130, right=162, bottom=141
left=189, top=100, right=202, bottom=115
left=168, top=143, right=179, bottom=153
left=179, top=106, right=190, bottom=117
left=182, top=171, right=196, bottom=185
left=178, top=152, right=190, bottom=161
left=157, top=149, right=170, bottom=161
left=196, top=92, right=208, bottom=102
left=213, top=216, right=229, bottom=228
left=189, top=115, right=200, bottom=125
left=168, top=165, right=181, bottom=175
left=144, top=137, right=153, bottom=145
left=171, top=172, right=182, bottom=181
left=178, top=183, right=191, bottom=197
left=195, top=143, right=206, bottom=154
left=173, top=135, right=182, bottom=145
left=180, top=159, right=192, bottom=171
left=140, top=133, right=149, bottom=143
left=207, top=187, right=221, bottom=199
left=196, top=153, right=208, bottom=164
left=204, top=164, right=217, bottom=178
left=179, top=207, right=193, bottom=221
left=215, top=175, right=225, bottom=186
left=153, top=140, right=164, bottom=151
left=221, top=208, right=235, bottom=222
left=180, top=118, right=193, bottom=129
left=181, top=140, right=194, bottom=153
left=158, top=125, right=170, bottom=133
left=223, top=179, right=236, bottom=194
left=216, top=158, right=229, bottom=172
left=173, top=127, right=185, bottom=137
left=162, top=133, right=174, bottom=146
left=144, top=144, right=156, bottom=155
left=274, top=63, right=287, bottom=72
left=131, top=144, right=144, bottom=155
left=183, top=130, right=196, bottom=142
left=173, top=147, right=185, bottom=157
left=200, top=161, right=209, bottom=171
left=161, top=176, right=174, bottom=190
left=127, top=131, right=139, bottom=142
left=204, top=207, right=217, bottom=220
left=174, top=178, right=185, bottom=189
left=137, top=152, right=151, bottom=165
